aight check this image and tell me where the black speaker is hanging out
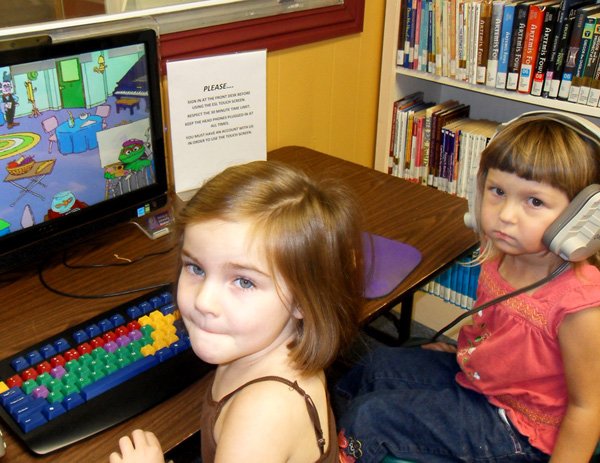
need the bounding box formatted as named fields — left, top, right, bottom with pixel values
left=464, top=110, right=600, bottom=262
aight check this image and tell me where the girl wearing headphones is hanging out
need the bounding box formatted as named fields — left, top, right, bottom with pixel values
left=335, top=113, right=600, bottom=463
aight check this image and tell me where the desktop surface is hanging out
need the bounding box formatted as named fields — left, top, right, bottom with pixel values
left=0, top=146, right=477, bottom=462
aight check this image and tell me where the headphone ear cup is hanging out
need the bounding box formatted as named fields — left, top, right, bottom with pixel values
left=543, top=184, right=600, bottom=262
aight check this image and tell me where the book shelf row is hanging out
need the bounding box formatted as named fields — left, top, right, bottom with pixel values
left=388, top=91, right=500, bottom=196
left=421, top=247, right=481, bottom=310
left=398, top=0, right=600, bottom=107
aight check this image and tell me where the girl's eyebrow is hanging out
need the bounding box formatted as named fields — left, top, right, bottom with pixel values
left=226, top=262, right=272, bottom=278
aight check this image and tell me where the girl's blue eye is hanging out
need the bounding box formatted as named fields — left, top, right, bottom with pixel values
left=235, top=277, right=255, bottom=290
left=186, top=263, right=205, bottom=277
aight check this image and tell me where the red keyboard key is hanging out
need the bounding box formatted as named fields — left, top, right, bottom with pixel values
left=36, top=361, right=52, bottom=374
left=50, top=355, right=66, bottom=367
left=77, top=343, right=92, bottom=355
left=90, top=337, right=105, bottom=349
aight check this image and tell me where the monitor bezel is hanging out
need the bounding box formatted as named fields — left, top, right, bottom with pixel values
left=0, top=28, right=169, bottom=272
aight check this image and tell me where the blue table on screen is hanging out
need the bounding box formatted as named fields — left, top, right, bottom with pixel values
left=56, top=115, right=103, bottom=154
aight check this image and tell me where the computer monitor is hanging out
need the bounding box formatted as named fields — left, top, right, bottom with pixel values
left=0, top=28, right=168, bottom=273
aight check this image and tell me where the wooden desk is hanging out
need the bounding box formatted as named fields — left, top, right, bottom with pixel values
left=0, top=146, right=477, bottom=462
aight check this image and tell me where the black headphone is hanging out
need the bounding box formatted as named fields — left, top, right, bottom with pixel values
left=464, top=110, right=600, bottom=262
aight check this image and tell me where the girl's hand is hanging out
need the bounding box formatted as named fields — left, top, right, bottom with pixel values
left=109, top=429, right=165, bottom=463
left=421, top=342, right=457, bottom=353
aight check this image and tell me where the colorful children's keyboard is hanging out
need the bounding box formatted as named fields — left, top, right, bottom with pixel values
left=0, top=286, right=212, bottom=455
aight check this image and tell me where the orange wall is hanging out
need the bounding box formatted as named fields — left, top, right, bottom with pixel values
left=266, top=0, right=384, bottom=167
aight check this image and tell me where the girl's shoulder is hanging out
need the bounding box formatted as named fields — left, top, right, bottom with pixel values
left=215, top=374, right=329, bottom=461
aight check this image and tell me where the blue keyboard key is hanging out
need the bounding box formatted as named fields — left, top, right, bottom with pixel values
left=0, top=387, right=24, bottom=406
left=72, top=330, right=89, bottom=344
left=12, top=397, right=47, bottom=421
left=40, top=344, right=58, bottom=359
left=110, top=314, right=126, bottom=326
left=42, top=402, right=66, bottom=420
left=19, top=412, right=47, bottom=433
left=25, top=351, right=43, bottom=365
left=63, top=393, right=85, bottom=411
left=81, top=355, right=158, bottom=401
left=10, top=356, right=29, bottom=372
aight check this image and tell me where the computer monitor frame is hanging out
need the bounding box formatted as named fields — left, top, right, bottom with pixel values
left=0, top=28, right=168, bottom=273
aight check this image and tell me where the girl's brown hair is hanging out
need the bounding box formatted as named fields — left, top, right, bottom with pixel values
left=474, top=115, right=600, bottom=265
left=177, top=161, right=364, bottom=373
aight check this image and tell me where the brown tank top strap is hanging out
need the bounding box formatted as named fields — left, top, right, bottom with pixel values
left=213, top=376, right=326, bottom=455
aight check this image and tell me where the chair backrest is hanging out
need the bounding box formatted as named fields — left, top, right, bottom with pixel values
left=41, top=116, right=58, bottom=132
left=95, top=104, right=111, bottom=118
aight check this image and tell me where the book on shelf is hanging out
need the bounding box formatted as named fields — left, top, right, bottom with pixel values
left=477, top=0, right=495, bottom=83
left=468, top=0, right=483, bottom=83
left=543, top=0, right=594, bottom=98
left=389, top=93, right=427, bottom=177
left=397, top=0, right=408, bottom=65
left=418, top=0, right=432, bottom=71
left=496, top=0, right=519, bottom=88
left=401, top=0, right=414, bottom=67
left=434, top=0, right=445, bottom=75
left=531, top=1, right=561, bottom=95
left=456, top=0, right=469, bottom=81
left=586, top=37, right=600, bottom=105
left=518, top=1, right=559, bottom=93
left=578, top=17, right=600, bottom=103
left=486, top=0, right=506, bottom=86
left=449, top=0, right=459, bottom=76
left=430, top=104, right=471, bottom=188
left=420, top=100, right=459, bottom=185
left=507, top=0, right=539, bottom=90
left=568, top=11, right=600, bottom=101
left=559, top=5, right=600, bottom=99
left=439, top=118, right=470, bottom=194
left=413, top=0, right=423, bottom=69
left=409, top=105, right=437, bottom=182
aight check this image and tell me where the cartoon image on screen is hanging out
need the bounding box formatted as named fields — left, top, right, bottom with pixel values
left=0, top=42, right=156, bottom=237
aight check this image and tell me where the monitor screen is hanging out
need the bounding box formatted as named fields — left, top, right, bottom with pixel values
left=0, top=28, right=168, bottom=272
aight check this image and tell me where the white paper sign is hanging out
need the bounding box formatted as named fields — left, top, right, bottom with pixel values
left=166, top=50, right=266, bottom=197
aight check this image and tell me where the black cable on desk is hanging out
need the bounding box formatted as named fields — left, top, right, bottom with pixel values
left=37, top=246, right=176, bottom=299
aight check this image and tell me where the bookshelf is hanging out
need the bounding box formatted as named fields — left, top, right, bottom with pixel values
left=374, top=0, right=600, bottom=334
left=374, top=0, right=600, bottom=173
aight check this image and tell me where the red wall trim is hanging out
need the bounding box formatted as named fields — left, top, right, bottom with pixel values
left=159, top=0, right=365, bottom=61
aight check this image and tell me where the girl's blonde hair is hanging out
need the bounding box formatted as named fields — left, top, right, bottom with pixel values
left=474, top=114, right=600, bottom=266
left=177, top=161, right=364, bottom=373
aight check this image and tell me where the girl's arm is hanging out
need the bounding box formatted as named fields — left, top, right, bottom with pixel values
left=109, top=429, right=165, bottom=463
left=552, top=307, right=600, bottom=463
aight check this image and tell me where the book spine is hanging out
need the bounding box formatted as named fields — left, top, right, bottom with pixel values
left=518, top=4, right=546, bottom=94
left=531, top=5, right=559, bottom=96
left=389, top=100, right=401, bottom=175
left=449, top=0, right=458, bottom=77
left=568, top=15, right=597, bottom=101
left=578, top=20, right=600, bottom=103
left=442, top=0, right=450, bottom=76
left=435, top=0, right=444, bottom=75
left=558, top=7, right=590, bottom=99
left=456, top=0, right=469, bottom=81
left=476, top=0, right=493, bottom=83
left=542, top=0, right=578, bottom=97
left=468, top=0, right=482, bottom=84
left=586, top=50, right=600, bottom=105
left=428, top=0, right=437, bottom=72
left=417, top=0, right=431, bottom=71
left=547, top=5, right=580, bottom=97
left=506, top=3, right=531, bottom=91
left=403, top=0, right=414, bottom=67
left=486, top=0, right=505, bottom=87
left=496, top=3, right=516, bottom=88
